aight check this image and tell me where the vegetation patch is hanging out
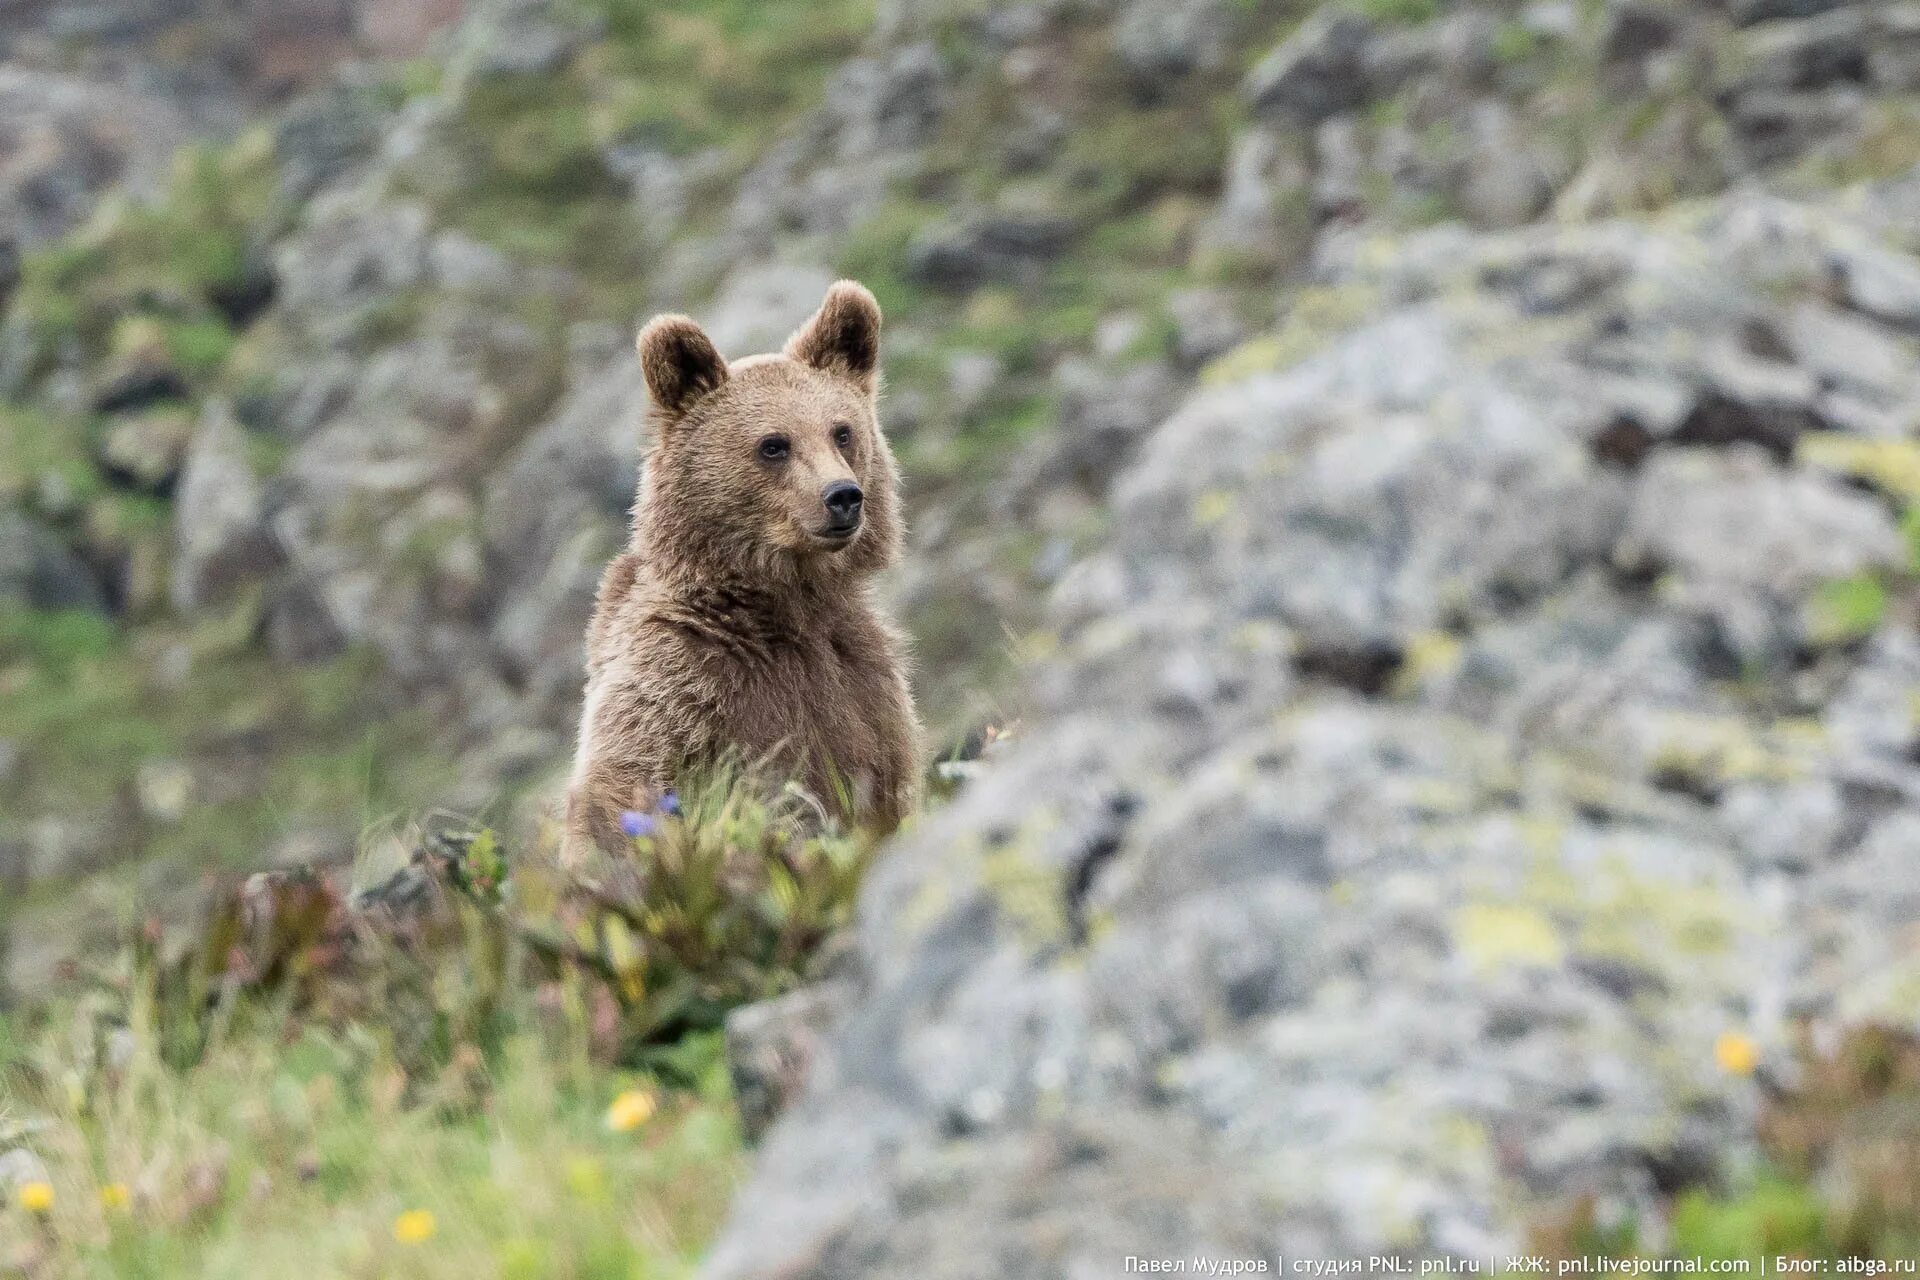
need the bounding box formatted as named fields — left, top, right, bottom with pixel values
left=0, top=761, right=899, bottom=1276
left=1535, top=1025, right=1920, bottom=1263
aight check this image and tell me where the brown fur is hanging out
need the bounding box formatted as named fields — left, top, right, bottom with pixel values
left=566, top=281, right=921, bottom=855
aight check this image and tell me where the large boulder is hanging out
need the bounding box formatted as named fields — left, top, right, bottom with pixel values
left=701, top=191, right=1920, bottom=1276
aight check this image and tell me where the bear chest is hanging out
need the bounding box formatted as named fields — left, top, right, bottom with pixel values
left=713, top=629, right=894, bottom=778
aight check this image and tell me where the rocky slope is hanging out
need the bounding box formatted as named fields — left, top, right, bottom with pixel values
left=704, top=177, right=1920, bottom=1272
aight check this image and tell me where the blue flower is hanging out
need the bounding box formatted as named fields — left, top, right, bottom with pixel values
left=658, top=791, right=680, bottom=816
left=619, top=810, right=655, bottom=839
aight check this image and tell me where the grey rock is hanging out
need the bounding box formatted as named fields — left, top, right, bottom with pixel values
left=0, top=511, right=105, bottom=612
left=1166, top=287, right=1246, bottom=368
left=1828, top=234, right=1920, bottom=330
left=1726, top=88, right=1864, bottom=169
left=905, top=211, right=1075, bottom=291
left=483, top=353, right=641, bottom=700
left=273, top=194, right=432, bottom=338
left=728, top=981, right=858, bottom=1142
left=1197, top=125, right=1312, bottom=265
left=273, top=83, right=383, bottom=203
left=1246, top=10, right=1374, bottom=125
left=702, top=190, right=1920, bottom=1278
left=826, top=42, right=947, bottom=156
left=1602, top=3, right=1680, bottom=62
left=1732, top=0, right=1861, bottom=25
left=97, top=407, right=194, bottom=493
left=171, top=401, right=279, bottom=612
left=1113, top=0, right=1229, bottom=87
left=702, top=263, right=839, bottom=356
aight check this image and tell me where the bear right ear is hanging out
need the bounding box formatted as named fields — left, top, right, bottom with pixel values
left=637, top=315, right=728, bottom=418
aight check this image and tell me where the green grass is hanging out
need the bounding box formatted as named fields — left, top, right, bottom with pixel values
left=0, top=608, right=458, bottom=921
left=9, top=134, right=280, bottom=382
left=0, top=760, right=903, bottom=1276
left=1, top=984, right=742, bottom=1279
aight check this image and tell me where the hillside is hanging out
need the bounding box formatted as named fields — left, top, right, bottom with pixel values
left=4, top=0, right=1920, bottom=1273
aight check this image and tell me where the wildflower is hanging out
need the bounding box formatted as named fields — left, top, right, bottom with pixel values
left=99, top=1183, right=130, bottom=1211
left=18, top=1181, right=53, bottom=1213
left=393, top=1208, right=437, bottom=1244
left=658, top=791, right=680, bottom=815
left=1714, top=1031, right=1760, bottom=1077
left=619, top=810, right=655, bottom=839
left=605, top=1088, right=656, bottom=1132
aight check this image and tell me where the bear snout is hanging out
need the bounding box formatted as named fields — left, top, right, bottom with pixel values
left=820, top=481, right=864, bottom=536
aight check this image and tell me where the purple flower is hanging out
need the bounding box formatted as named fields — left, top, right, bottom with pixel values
left=619, top=810, right=656, bottom=839
left=658, top=791, right=680, bottom=816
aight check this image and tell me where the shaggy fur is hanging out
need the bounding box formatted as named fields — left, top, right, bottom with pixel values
left=566, top=281, right=921, bottom=855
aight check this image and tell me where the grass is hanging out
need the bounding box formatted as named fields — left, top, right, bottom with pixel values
left=1535, top=1025, right=1920, bottom=1264
left=0, top=761, right=895, bottom=1277
left=1, top=1017, right=741, bottom=1279
left=8, top=133, right=281, bottom=383
left=0, top=607, right=459, bottom=931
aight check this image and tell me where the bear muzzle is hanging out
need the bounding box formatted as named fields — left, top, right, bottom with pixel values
left=817, top=481, right=864, bottom=542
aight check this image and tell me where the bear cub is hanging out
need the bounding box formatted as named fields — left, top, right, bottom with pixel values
left=566, top=280, right=920, bottom=855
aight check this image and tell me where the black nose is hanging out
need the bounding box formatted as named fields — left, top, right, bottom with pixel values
left=822, top=481, right=863, bottom=526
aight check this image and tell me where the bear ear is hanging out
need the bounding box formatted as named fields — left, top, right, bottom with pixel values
left=784, top=280, right=882, bottom=394
left=637, top=315, right=728, bottom=418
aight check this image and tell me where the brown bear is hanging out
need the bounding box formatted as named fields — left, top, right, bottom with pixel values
left=565, top=280, right=921, bottom=855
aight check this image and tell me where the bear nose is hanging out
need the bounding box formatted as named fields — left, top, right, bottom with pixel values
left=822, top=481, right=863, bottom=528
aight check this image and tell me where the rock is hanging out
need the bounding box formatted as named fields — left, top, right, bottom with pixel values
left=1731, top=0, right=1860, bottom=25
left=825, top=42, right=947, bottom=156
left=1727, top=8, right=1874, bottom=95
left=1112, top=0, right=1230, bottom=89
left=0, top=67, right=193, bottom=251
left=482, top=352, right=641, bottom=700
left=264, top=576, right=347, bottom=665
left=1010, top=358, right=1179, bottom=506
left=443, top=0, right=596, bottom=81
left=1602, top=3, right=1680, bottom=63
left=700, top=192, right=1920, bottom=1278
left=0, top=511, right=106, bottom=612
left=1196, top=126, right=1312, bottom=267
left=1616, top=446, right=1902, bottom=663
left=1726, top=89, right=1863, bottom=170
left=1868, top=5, right=1920, bottom=91
left=905, top=211, right=1075, bottom=291
left=727, top=980, right=857, bottom=1142
left=273, top=82, right=384, bottom=203
left=702, top=263, right=839, bottom=356
left=97, top=407, right=194, bottom=494
left=273, top=194, right=432, bottom=340
left=1166, top=287, right=1246, bottom=368
left=1458, top=101, right=1558, bottom=227
left=1828, top=235, right=1920, bottom=330
left=171, top=401, right=280, bottom=613
left=1245, top=10, right=1374, bottom=125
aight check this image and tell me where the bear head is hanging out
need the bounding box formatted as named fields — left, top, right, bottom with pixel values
left=633, top=280, right=902, bottom=588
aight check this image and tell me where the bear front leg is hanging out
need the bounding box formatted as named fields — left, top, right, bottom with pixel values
left=565, top=675, right=676, bottom=859
left=864, top=669, right=923, bottom=836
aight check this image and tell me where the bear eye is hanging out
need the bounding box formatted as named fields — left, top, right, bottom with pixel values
left=832, top=422, right=853, bottom=450
left=758, top=435, right=790, bottom=462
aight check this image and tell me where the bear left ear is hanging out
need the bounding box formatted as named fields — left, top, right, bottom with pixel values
left=784, top=280, right=882, bottom=395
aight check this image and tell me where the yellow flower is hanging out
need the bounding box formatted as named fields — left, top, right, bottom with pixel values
left=18, top=1181, right=54, bottom=1213
left=99, top=1183, right=130, bottom=1211
left=392, top=1208, right=437, bottom=1244
left=605, top=1088, right=656, bottom=1133
left=1715, top=1031, right=1760, bottom=1077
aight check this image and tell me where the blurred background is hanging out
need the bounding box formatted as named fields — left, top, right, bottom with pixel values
left=5, top=0, right=1920, bottom=1274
